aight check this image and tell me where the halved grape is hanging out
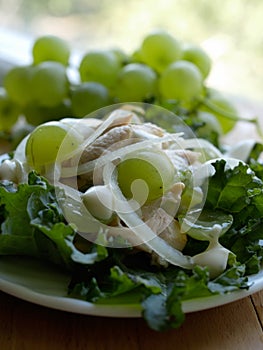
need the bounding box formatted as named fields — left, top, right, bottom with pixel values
left=71, top=82, right=110, bottom=117
left=115, top=63, right=157, bottom=102
left=159, top=60, right=203, bottom=102
left=25, top=121, right=83, bottom=169
left=79, top=50, right=121, bottom=88
left=32, top=35, right=70, bottom=66
left=4, top=65, right=34, bottom=106
left=30, top=61, right=69, bottom=107
left=117, top=150, right=175, bottom=204
left=182, top=44, right=212, bottom=79
left=140, top=30, right=182, bottom=73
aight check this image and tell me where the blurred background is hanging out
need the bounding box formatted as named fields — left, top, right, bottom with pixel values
left=0, top=0, right=262, bottom=102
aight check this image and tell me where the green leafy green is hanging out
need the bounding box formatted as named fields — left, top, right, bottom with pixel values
left=0, top=172, right=108, bottom=269
left=0, top=168, right=261, bottom=332
left=205, top=160, right=263, bottom=274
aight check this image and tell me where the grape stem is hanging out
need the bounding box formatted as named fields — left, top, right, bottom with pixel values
left=199, top=97, right=263, bottom=139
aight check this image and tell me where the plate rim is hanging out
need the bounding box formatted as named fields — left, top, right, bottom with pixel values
left=0, top=259, right=263, bottom=318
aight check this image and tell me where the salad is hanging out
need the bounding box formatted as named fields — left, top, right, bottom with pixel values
left=0, top=103, right=262, bottom=331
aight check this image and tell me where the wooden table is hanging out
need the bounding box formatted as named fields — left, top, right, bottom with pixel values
left=0, top=98, right=263, bottom=349
left=0, top=290, right=262, bottom=350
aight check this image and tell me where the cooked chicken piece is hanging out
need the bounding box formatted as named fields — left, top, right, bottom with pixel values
left=80, top=125, right=134, bottom=163
left=174, top=149, right=201, bottom=165
left=132, top=122, right=165, bottom=139
left=75, top=121, right=167, bottom=188
left=165, top=149, right=201, bottom=172
left=79, top=122, right=166, bottom=164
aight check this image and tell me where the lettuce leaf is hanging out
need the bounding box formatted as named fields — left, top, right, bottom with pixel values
left=205, top=160, right=263, bottom=273
left=0, top=169, right=259, bottom=332
left=0, top=172, right=107, bottom=269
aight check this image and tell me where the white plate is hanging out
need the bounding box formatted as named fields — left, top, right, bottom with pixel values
left=0, top=256, right=263, bottom=317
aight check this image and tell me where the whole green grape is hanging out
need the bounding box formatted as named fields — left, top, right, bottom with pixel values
left=79, top=50, right=121, bottom=89
left=30, top=61, right=69, bottom=107
left=24, top=99, right=72, bottom=126
left=117, top=150, right=175, bottom=204
left=159, top=60, right=203, bottom=102
left=0, top=88, right=20, bottom=131
left=110, top=48, right=130, bottom=66
left=182, top=44, right=212, bottom=79
left=25, top=121, right=83, bottom=170
left=32, top=35, right=70, bottom=66
left=4, top=65, right=34, bottom=106
left=71, top=82, right=110, bottom=117
left=115, top=63, right=157, bottom=102
left=201, top=89, right=238, bottom=133
left=140, top=30, right=182, bottom=73
left=196, top=111, right=223, bottom=137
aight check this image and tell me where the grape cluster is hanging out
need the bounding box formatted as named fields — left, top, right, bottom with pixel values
left=0, top=31, right=244, bottom=147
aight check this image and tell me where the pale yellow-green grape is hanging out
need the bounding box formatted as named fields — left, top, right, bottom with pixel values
left=115, top=63, right=157, bottom=102
left=0, top=88, right=20, bottom=131
left=117, top=150, right=175, bottom=204
left=200, top=90, right=238, bottom=133
left=79, top=50, right=121, bottom=89
left=30, top=61, right=69, bottom=107
left=196, top=111, right=223, bottom=137
left=131, top=48, right=144, bottom=63
left=25, top=121, right=83, bottom=171
left=23, top=100, right=72, bottom=126
left=32, top=35, right=70, bottom=66
left=110, top=48, right=130, bottom=66
left=159, top=60, right=203, bottom=103
left=3, top=65, right=34, bottom=106
left=140, top=30, right=182, bottom=73
left=71, top=82, right=110, bottom=117
left=182, top=44, right=212, bottom=79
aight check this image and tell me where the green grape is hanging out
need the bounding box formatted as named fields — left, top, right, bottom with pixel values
left=30, top=61, right=69, bottom=107
left=4, top=65, right=34, bottom=106
left=110, top=48, right=130, bottom=66
left=71, top=82, right=110, bottom=117
left=32, top=35, right=70, bottom=66
left=201, top=90, right=238, bottom=133
left=140, top=30, right=182, bottom=73
left=79, top=50, right=121, bottom=88
left=24, top=99, right=72, bottom=126
left=11, top=123, right=34, bottom=149
left=25, top=121, right=83, bottom=169
left=0, top=88, right=20, bottom=131
left=115, top=63, right=157, bottom=102
left=159, top=60, right=203, bottom=102
left=131, top=48, right=143, bottom=63
left=117, top=150, right=175, bottom=204
left=196, top=111, right=223, bottom=137
left=182, top=44, right=212, bottom=79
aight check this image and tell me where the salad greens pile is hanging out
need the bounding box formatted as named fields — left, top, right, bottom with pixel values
left=0, top=110, right=262, bottom=331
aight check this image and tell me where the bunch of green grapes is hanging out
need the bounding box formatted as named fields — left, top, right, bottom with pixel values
left=0, top=35, right=73, bottom=139
left=0, top=31, right=249, bottom=149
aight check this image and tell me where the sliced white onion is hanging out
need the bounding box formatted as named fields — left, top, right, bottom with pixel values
left=61, top=133, right=184, bottom=178
left=179, top=138, right=223, bottom=159
left=103, top=162, right=194, bottom=269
